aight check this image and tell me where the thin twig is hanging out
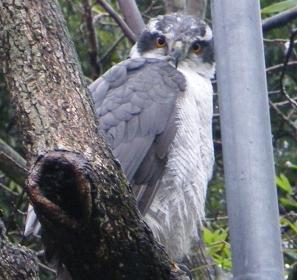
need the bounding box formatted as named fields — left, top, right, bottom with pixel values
left=143, top=0, right=157, bottom=14
left=280, top=29, right=297, bottom=81
left=98, top=34, right=125, bottom=64
left=269, top=100, right=297, bottom=132
left=266, top=61, right=297, bottom=73
left=264, top=38, right=290, bottom=44
left=273, top=96, right=297, bottom=107
left=95, top=0, right=136, bottom=43
left=206, top=216, right=228, bottom=222
left=38, top=262, right=57, bottom=275
left=0, top=182, right=19, bottom=196
left=268, top=90, right=281, bottom=95
left=279, top=28, right=297, bottom=110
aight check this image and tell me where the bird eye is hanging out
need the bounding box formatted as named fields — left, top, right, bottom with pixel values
left=156, top=36, right=166, bottom=48
left=192, top=41, right=203, bottom=54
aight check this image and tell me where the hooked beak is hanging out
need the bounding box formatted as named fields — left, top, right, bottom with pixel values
left=168, top=42, right=185, bottom=68
left=170, top=49, right=182, bottom=68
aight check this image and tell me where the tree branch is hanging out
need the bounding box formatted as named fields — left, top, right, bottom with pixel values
left=81, top=0, right=100, bottom=78
left=266, top=61, right=297, bottom=73
left=96, top=0, right=136, bottom=43
left=0, top=138, right=27, bottom=186
left=263, top=7, right=297, bottom=33
left=163, top=0, right=184, bottom=13
left=98, top=34, right=125, bottom=64
left=27, top=151, right=187, bottom=279
left=117, top=0, right=145, bottom=38
left=0, top=0, right=188, bottom=278
left=279, top=28, right=297, bottom=110
left=186, top=0, right=207, bottom=19
left=269, top=100, right=297, bottom=133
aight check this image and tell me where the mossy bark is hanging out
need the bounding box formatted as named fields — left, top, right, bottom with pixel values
left=0, top=0, right=188, bottom=279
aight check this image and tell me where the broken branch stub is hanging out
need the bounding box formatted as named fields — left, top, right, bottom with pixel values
left=27, top=150, right=183, bottom=279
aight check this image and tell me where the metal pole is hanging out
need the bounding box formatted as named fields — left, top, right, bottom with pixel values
left=211, top=1, right=284, bottom=279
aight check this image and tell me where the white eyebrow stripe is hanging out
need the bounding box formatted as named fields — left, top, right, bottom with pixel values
left=203, top=26, right=213, bottom=41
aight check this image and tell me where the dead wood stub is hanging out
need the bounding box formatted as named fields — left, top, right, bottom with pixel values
left=27, top=150, right=92, bottom=231
left=25, top=150, right=176, bottom=279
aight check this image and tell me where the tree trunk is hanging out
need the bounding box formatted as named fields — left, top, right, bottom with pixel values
left=0, top=0, right=188, bottom=279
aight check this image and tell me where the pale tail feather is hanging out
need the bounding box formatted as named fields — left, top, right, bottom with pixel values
left=24, top=204, right=41, bottom=237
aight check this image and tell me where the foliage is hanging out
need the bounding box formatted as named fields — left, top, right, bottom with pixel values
left=262, top=0, right=297, bottom=14
left=0, top=0, right=296, bottom=279
left=277, top=170, right=297, bottom=277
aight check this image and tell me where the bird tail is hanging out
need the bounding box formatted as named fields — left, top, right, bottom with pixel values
left=24, top=204, right=41, bottom=237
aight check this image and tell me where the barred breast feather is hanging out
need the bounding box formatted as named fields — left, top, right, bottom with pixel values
left=144, top=65, right=214, bottom=260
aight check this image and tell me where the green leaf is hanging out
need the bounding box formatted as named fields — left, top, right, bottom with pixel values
left=276, top=173, right=293, bottom=194
left=261, top=0, right=297, bottom=14
left=213, top=229, right=228, bottom=241
left=92, top=4, right=104, bottom=14
left=203, top=227, right=214, bottom=244
left=284, top=249, right=297, bottom=261
left=280, top=197, right=297, bottom=210
left=213, top=253, right=232, bottom=269
left=281, top=217, right=297, bottom=234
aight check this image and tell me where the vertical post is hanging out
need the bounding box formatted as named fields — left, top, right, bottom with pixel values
left=211, top=1, right=284, bottom=279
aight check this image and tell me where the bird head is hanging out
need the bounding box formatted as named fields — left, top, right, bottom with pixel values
left=130, top=14, right=215, bottom=78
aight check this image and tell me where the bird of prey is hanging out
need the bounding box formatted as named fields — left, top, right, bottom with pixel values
left=24, top=13, right=214, bottom=270
left=90, top=14, right=215, bottom=262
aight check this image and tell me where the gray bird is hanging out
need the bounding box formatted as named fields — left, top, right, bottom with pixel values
left=24, top=13, right=215, bottom=275
left=90, top=14, right=215, bottom=262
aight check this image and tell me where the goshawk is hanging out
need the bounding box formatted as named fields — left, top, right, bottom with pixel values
left=90, top=14, right=215, bottom=261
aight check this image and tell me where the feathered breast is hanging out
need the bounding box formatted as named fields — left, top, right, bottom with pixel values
left=144, top=66, right=214, bottom=261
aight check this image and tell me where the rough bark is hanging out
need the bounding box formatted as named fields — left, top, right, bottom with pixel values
left=0, top=220, right=39, bottom=279
left=0, top=0, right=188, bottom=279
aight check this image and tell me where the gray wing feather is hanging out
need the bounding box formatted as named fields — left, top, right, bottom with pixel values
left=90, top=58, right=186, bottom=214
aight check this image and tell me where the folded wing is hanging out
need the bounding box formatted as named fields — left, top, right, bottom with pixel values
left=90, top=58, right=186, bottom=214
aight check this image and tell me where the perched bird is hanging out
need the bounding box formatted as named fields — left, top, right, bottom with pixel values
left=90, top=14, right=215, bottom=262
left=24, top=13, right=215, bottom=276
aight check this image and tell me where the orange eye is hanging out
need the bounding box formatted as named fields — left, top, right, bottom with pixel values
left=156, top=36, right=166, bottom=48
left=192, top=41, right=203, bottom=54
